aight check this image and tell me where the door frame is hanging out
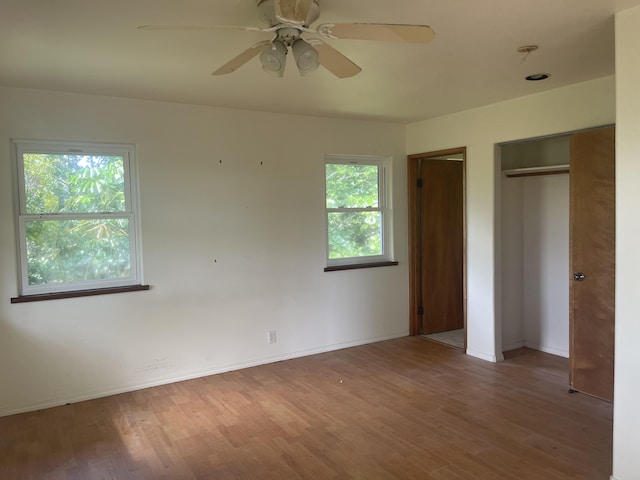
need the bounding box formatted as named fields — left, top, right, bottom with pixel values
left=407, top=147, right=467, bottom=343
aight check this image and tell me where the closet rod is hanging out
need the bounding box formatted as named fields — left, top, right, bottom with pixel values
left=503, top=165, right=569, bottom=178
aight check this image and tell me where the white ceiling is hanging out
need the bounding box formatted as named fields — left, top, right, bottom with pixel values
left=2, top=0, right=640, bottom=124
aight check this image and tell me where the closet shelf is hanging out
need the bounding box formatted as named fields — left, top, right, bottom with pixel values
left=503, top=165, right=569, bottom=178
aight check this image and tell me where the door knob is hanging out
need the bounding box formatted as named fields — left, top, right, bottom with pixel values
left=573, top=272, right=585, bottom=281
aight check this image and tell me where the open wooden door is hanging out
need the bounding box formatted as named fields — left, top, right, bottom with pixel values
left=569, top=127, right=615, bottom=402
left=408, top=149, right=465, bottom=337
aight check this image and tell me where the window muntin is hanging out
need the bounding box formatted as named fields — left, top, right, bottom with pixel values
left=14, top=140, right=142, bottom=296
left=325, top=156, right=391, bottom=267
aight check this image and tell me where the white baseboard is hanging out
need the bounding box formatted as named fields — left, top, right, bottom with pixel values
left=0, top=331, right=408, bottom=418
left=466, top=349, right=504, bottom=363
left=502, top=341, right=526, bottom=352
left=524, top=342, right=569, bottom=358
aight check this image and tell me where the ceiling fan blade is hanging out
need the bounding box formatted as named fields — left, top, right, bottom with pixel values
left=137, top=24, right=267, bottom=32
left=212, top=41, right=270, bottom=76
left=317, top=23, right=435, bottom=44
left=310, top=40, right=361, bottom=79
left=274, top=0, right=313, bottom=24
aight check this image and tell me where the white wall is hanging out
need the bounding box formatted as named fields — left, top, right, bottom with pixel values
left=0, top=86, right=408, bottom=416
left=501, top=136, right=570, bottom=170
left=521, top=174, right=569, bottom=357
left=407, top=76, right=615, bottom=362
left=500, top=176, right=524, bottom=351
left=613, top=6, right=640, bottom=480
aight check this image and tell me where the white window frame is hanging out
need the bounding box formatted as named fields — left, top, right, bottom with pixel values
left=324, top=155, right=393, bottom=268
left=12, top=139, right=143, bottom=296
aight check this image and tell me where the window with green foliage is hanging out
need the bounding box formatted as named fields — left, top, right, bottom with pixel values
left=325, top=156, right=391, bottom=267
left=13, top=140, right=142, bottom=296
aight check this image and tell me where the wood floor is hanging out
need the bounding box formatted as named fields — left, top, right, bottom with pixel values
left=0, top=337, right=613, bottom=479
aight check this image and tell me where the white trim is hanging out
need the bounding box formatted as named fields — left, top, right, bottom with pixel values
left=502, top=341, right=526, bottom=352
left=502, top=344, right=568, bottom=359
left=466, top=349, right=505, bottom=363
left=524, top=342, right=569, bottom=358
left=0, top=331, right=408, bottom=418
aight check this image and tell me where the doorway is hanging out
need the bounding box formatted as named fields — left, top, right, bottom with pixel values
left=500, top=135, right=572, bottom=357
left=408, top=148, right=466, bottom=350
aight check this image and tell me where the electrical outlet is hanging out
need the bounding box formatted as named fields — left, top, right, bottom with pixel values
left=268, top=330, right=277, bottom=344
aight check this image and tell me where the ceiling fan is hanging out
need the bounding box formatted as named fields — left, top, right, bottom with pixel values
left=138, top=0, right=435, bottom=78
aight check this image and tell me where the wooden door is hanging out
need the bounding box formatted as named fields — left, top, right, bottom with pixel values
left=569, top=127, right=615, bottom=402
left=418, top=159, right=464, bottom=334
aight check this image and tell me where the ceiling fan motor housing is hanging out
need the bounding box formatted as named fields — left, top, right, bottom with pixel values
left=257, top=0, right=321, bottom=27
left=277, top=27, right=302, bottom=46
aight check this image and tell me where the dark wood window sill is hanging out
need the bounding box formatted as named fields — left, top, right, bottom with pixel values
left=324, top=261, right=398, bottom=272
left=11, top=284, right=150, bottom=304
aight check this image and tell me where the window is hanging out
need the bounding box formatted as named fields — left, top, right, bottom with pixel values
left=13, top=140, right=143, bottom=297
left=324, top=155, right=394, bottom=269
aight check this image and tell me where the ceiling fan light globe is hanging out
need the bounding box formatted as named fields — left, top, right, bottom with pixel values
left=260, top=40, right=287, bottom=76
left=292, top=39, right=320, bottom=76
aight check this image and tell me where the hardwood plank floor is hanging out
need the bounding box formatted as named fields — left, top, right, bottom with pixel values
left=0, top=338, right=613, bottom=479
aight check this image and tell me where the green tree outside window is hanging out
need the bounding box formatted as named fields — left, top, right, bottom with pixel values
left=325, top=162, right=384, bottom=260
left=19, top=150, right=135, bottom=289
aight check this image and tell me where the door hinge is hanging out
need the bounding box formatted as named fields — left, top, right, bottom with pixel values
left=417, top=179, right=423, bottom=188
left=418, top=305, right=424, bottom=315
